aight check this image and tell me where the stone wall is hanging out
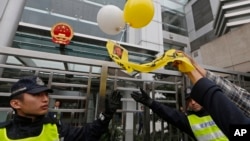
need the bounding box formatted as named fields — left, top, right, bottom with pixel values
left=199, top=23, right=250, bottom=73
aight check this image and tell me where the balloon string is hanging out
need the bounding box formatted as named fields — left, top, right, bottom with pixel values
left=119, top=23, right=128, bottom=42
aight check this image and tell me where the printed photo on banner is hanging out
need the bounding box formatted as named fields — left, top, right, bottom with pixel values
left=113, top=45, right=124, bottom=59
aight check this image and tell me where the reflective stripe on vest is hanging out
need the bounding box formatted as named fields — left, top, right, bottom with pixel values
left=0, top=124, right=59, bottom=141
left=188, top=115, right=228, bottom=141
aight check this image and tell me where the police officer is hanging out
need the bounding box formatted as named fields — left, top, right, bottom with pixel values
left=0, top=76, right=121, bottom=141
left=131, top=87, right=228, bottom=141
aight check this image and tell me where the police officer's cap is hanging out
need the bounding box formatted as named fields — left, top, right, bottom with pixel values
left=10, top=76, right=53, bottom=99
left=185, top=86, right=192, bottom=100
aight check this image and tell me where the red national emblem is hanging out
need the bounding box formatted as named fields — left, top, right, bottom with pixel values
left=51, top=22, right=74, bottom=45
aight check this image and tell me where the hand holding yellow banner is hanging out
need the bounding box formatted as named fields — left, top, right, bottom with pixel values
left=106, top=40, right=195, bottom=73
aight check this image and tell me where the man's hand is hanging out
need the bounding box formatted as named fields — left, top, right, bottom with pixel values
left=131, top=88, right=153, bottom=107
left=105, top=90, right=122, bottom=115
left=174, top=50, right=206, bottom=76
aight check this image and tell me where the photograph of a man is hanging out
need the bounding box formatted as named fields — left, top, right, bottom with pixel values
left=113, top=45, right=123, bottom=59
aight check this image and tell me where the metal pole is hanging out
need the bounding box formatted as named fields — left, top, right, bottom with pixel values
left=0, top=0, right=26, bottom=76
left=97, top=65, right=108, bottom=114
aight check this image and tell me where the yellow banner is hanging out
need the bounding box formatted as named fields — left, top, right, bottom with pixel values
left=106, top=40, right=195, bottom=73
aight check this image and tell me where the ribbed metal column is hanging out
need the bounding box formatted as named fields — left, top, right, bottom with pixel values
left=0, top=0, right=26, bottom=75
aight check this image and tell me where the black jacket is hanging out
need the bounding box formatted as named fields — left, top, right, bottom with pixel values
left=149, top=100, right=210, bottom=140
left=0, top=114, right=110, bottom=141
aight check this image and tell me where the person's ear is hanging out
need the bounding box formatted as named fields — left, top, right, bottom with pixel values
left=10, top=99, right=22, bottom=110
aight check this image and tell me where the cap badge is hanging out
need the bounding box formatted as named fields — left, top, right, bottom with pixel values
left=36, top=77, right=45, bottom=86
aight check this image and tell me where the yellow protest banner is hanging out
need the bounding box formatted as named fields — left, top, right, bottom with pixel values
left=106, top=40, right=195, bottom=73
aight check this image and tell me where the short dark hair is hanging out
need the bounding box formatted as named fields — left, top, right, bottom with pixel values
left=11, top=93, right=24, bottom=101
left=55, top=99, right=60, bottom=102
left=10, top=93, right=24, bottom=112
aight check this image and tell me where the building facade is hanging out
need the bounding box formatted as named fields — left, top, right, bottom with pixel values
left=185, top=0, right=250, bottom=73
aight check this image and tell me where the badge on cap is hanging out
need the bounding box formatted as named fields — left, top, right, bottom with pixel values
left=186, top=88, right=191, bottom=94
left=36, top=77, right=45, bottom=86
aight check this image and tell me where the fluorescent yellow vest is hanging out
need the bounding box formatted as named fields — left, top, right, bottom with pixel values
left=188, top=115, right=228, bottom=141
left=0, top=124, right=59, bottom=141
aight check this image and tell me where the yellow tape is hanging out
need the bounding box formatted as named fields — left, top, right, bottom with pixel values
left=106, top=40, right=195, bottom=73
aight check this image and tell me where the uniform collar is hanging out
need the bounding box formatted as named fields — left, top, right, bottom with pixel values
left=13, top=114, right=45, bottom=124
left=187, top=108, right=208, bottom=117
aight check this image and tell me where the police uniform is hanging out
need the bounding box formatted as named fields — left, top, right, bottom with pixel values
left=187, top=110, right=228, bottom=140
left=0, top=113, right=111, bottom=141
left=1, top=76, right=117, bottom=141
left=186, top=87, right=228, bottom=140
left=149, top=100, right=228, bottom=141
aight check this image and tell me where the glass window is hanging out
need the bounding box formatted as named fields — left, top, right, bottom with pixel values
left=23, top=0, right=126, bottom=41
left=163, top=42, right=185, bottom=51
left=161, top=0, right=188, bottom=13
left=161, top=6, right=187, bottom=36
left=192, top=0, right=213, bottom=30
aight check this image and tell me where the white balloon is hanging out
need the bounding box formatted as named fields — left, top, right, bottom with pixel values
left=97, top=5, right=125, bottom=35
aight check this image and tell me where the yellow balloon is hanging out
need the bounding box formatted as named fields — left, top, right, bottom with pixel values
left=124, top=0, right=154, bottom=28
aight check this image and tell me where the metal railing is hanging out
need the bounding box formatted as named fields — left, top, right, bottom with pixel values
left=0, top=46, right=249, bottom=141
